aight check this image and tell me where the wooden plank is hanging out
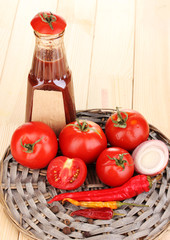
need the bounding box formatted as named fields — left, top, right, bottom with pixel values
left=0, top=205, right=19, bottom=240
left=57, top=0, right=97, bottom=110
left=133, top=0, right=170, bottom=138
left=18, top=234, right=34, bottom=240
left=0, top=0, right=19, bottom=76
left=0, top=0, right=58, bottom=127
left=0, top=2, right=20, bottom=240
left=87, top=0, right=135, bottom=109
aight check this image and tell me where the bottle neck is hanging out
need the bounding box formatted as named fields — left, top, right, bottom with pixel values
left=31, top=31, right=69, bottom=81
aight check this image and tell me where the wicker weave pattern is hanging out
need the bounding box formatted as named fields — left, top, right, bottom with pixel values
left=0, top=110, right=170, bottom=240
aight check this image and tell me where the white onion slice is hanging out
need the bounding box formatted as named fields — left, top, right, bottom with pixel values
left=132, top=140, right=169, bottom=176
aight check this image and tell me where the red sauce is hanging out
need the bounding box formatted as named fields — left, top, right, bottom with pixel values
left=25, top=48, right=76, bottom=125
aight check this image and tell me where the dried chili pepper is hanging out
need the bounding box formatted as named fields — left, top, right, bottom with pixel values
left=63, top=198, right=148, bottom=209
left=71, top=207, right=122, bottom=220
left=48, top=175, right=153, bottom=203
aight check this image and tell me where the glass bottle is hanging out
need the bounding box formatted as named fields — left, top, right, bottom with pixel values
left=25, top=12, right=76, bottom=136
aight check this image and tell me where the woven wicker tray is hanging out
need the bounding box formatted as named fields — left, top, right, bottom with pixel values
left=0, top=109, right=169, bottom=240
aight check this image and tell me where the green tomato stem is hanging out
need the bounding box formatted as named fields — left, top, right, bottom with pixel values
left=111, top=107, right=128, bottom=128
left=38, top=12, right=57, bottom=30
left=67, top=119, right=102, bottom=138
left=107, top=153, right=129, bottom=170
left=20, top=137, right=43, bottom=153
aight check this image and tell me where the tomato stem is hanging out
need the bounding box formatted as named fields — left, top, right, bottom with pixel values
left=111, top=107, right=128, bottom=128
left=107, top=153, right=133, bottom=170
left=76, top=119, right=88, bottom=131
left=67, top=119, right=102, bottom=138
left=20, top=137, right=43, bottom=153
left=39, top=12, right=57, bottom=30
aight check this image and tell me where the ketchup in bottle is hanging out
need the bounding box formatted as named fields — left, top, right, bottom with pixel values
left=25, top=12, right=76, bottom=136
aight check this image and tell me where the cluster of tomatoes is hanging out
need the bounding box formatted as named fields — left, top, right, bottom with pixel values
left=11, top=108, right=150, bottom=191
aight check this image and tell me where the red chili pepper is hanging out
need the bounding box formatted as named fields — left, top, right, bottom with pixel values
left=48, top=175, right=153, bottom=203
left=71, top=207, right=122, bottom=220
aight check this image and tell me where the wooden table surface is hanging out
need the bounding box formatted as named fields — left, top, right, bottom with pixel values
left=0, top=0, right=169, bottom=239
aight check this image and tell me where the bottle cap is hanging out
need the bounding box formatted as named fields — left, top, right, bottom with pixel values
left=31, top=12, right=67, bottom=35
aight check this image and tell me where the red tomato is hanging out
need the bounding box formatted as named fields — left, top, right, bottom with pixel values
left=11, top=122, right=58, bottom=169
left=96, top=147, right=134, bottom=187
left=47, top=156, right=87, bottom=190
left=59, top=120, right=107, bottom=164
left=105, top=108, right=149, bottom=151
left=31, top=12, right=66, bottom=35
